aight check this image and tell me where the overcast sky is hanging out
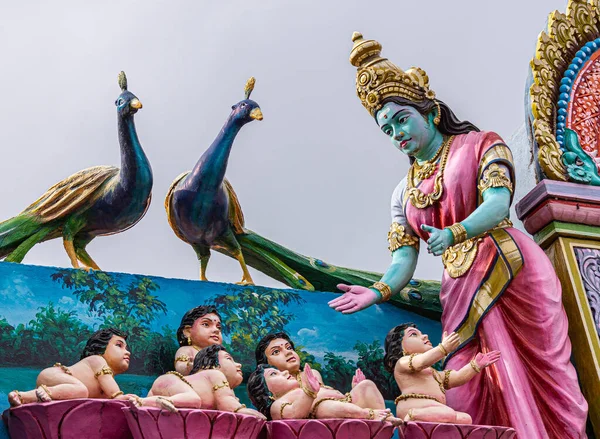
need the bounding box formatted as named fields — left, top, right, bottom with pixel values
left=0, top=0, right=567, bottom=287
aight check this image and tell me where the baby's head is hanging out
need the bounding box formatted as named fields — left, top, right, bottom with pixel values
left=80, top=328, right=130, bottom=374
left=384, top=323, right=433, bottom=372
left=191, top=344, right=243, bottom=388
left=247, top=364, right=300, bottom=419
left=176, top=305, right=222, bottom=348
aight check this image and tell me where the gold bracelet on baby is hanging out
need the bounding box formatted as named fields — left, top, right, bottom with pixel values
left=446, top=223, right=468, bottom=245
left=234, top=404, right=246, bottom=413
left=110, top=391, right=124, bottom=399
left=470, top=359, right=481, bottom=373
left=437, top=343, right=448, bottom=356
left=370, top=281, right=392, bottom=302
left=301, top=385, right=318, bottom=399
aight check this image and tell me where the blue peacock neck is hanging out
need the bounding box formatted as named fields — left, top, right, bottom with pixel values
left=117, top=114, right=153, bottom=194
left=186, top=116, right=242, bottom=192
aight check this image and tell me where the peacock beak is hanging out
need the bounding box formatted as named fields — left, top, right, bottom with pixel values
left=130, top=98, right=143, bottom=109
left=250, top=108, right=263, bottom=120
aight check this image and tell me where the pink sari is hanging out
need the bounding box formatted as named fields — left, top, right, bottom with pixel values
left=403, top=131, right=588, bottom=438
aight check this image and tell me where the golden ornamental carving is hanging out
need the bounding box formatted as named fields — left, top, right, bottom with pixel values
left=478, top=163, right=514, bottom=194
left=388, top=222, right=419, bottom=253
left=529, top=0, right=600, bottom=182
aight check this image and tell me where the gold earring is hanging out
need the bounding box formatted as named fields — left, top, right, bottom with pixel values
left=433, top=100, right=441, bottom=125
left=399, top=131, right=405, bottom=137
left=187, top=336, right=192, bottom=346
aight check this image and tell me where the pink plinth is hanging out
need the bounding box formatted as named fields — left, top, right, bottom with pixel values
left=2, top=399, right=132, bottom=439
left=399, top=422, right=516, bottom=439
left=266, top=419, right=395, bottom=439
left=122, top=406, right=267, bottom=439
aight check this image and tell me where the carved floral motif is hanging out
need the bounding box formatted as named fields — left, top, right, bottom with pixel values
left=574, top=247, right=600, bottom=334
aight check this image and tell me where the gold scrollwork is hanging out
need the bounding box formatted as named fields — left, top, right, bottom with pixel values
left=388, top=222, right=419, bottom=253
left=529, top=0, right=600, bottom=182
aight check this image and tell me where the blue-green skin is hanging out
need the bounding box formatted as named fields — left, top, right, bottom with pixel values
left=330, top=102, right=511, bottom=314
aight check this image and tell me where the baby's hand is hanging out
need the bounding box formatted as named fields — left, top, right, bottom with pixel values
left=474, top=351, right=501, bottom=369
left=303, top=364, right=321, bottom=395
left=441, top=331, right=460, bottom=354
left=352, top=368, right=366, bottom=388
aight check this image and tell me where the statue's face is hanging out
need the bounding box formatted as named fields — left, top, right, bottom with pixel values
left=265, top=338, right=301, bottom=374
left=376, top=102, right=436, bottom=156
left=217, top=350, right=243, bottom=388
left=401, top=326, right=433, bottom=355
left=184, top=313, right=222, bottom=348
left=264, top=368, right=298, bottom=398
left=102, top=335, right=131, bottom=374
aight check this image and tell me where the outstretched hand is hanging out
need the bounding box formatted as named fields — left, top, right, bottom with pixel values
left=441, top=331, right=460, bottom=354
left=328, top=284, right=380, bottom=314
left=474, top=350, right=501, bottom=369
left=352, top=368, right=366, bottom=388
left=421, top=224, right=454, bottom=256
left=303, top=364, right=321, bottom=395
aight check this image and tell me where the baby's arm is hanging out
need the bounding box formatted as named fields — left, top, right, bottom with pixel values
left=92, top=358, right=124, bottom=399
left=174, top=348, right=193, bottom=375
left=447, top=351, right=501, bottom=389
left=399, top=332, right=460, bottom=372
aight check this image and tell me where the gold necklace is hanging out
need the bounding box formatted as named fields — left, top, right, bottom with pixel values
left=406, top=135, right=454, bottom=209
left=413, top=140, right=446, bottom=181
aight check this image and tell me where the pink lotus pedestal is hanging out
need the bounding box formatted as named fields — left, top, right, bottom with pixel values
left=2, top=399, right=132, bottom=439
left=399, top=421, right=516, bottom=439
left=266, top=419, right=395, bottom=439
left=122, top=407, right=267, bottom=439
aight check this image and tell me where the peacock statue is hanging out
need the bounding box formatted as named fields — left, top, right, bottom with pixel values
left=165, top=77, right=263, bottom=285
left=0, top=72, right=152, bottom=270
left=165, top=78, right=441, bottom=318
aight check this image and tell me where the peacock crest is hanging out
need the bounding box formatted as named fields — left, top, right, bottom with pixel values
left=244, top=77, right=255, bottom=99
left=118, top=71, right=128, bottom=91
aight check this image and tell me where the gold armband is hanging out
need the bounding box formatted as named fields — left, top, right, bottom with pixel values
left=175, top=355, right=192, bottom=363
left=212, top=380, right=230, bottom=392
left=280, top=401, right=292, bottom=418
left=94, top=365, right=114, bottom=378
left=478, top=163, right=513, bottom=194
left=110, top=391, right=124, bottom=399
left=470, top=359, right=481, bottom=373
left=408, top=353, right=418, bottom=373
left=443, top=370, right=451, bottom=390
left=370, top=281, right=392, bottom=302
left=446, top=223, right=467, bottom=245
left=388, top=222, right=419, bottom=253
left=438, top=343, right=448, bottom=356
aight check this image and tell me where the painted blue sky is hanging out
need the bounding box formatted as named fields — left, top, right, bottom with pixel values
left=0, top=262, right=440, bottom=363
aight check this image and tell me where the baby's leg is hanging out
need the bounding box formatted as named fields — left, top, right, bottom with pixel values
left=143, top=389, right=202, bottom=411
left=349, top=380, right=385, bottom=410
left=404, top=404, right=460, bottom=424
left=314, top=400, right=388, bottom=421
left=36, top=371, right=89, bottom=401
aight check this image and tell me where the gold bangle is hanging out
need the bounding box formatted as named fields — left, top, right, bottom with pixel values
left=367, top=408, right=375, bottom=420
left=110, top=391, right=124, bottom=399
left=447, top=223, right=467, bottom=245
left=301, top=385, right=318, bottom=399
left=443, top=370, right=451, bottom=389
left=470, top=359, right=481, bottom=373
left=212, top=380, right=230, bottom=392
left=408, top=353, right=417, bottom=373
left=371, top=281, right=392, bottom=302
left=94, top=365, right=114, bottom=378
left=234, top=404, right=246, bottom=413
left=280, top=402, right=292, bottom=418
left=438, top=343, right=448, bottom=356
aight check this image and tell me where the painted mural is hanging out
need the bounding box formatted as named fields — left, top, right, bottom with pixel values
left=0, top=261, right=440, bottom=437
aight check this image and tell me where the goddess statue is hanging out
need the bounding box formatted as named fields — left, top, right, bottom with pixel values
left=328, top=32, right=588, bottom=438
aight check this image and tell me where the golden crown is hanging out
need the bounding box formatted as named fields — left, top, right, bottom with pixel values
left=349, top=32, right=436, bottom=116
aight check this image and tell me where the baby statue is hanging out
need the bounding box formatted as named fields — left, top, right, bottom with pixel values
left=255, top=332, right=386, bottom=411
left=174, top=305, right=223, bottom=375
left=140, top=344, right=265, bottom=419
left=247, top=362, right=402, bottom=424
left=384, top=323, right=501, bottom=423
left=8, top=328, right=135, bottom=406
